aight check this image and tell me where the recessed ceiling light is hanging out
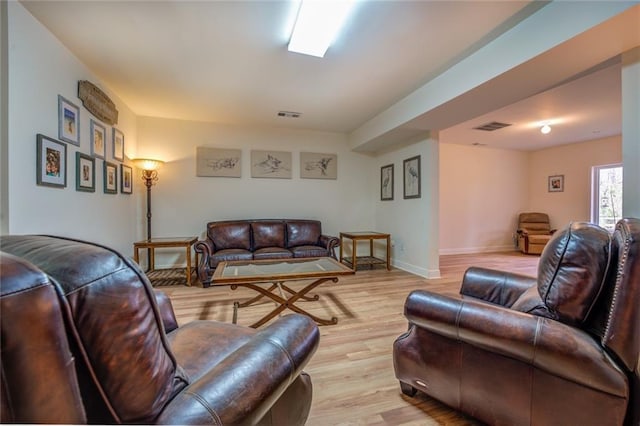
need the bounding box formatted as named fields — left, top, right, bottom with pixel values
left=540, top=124, right=551, bottom=134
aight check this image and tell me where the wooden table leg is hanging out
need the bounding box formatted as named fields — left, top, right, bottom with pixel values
left=185, top=244, right=192, bottom=286
left=352, top=238, right=357, bottom=271
left=149, top=248, right=155, bottom=272
left=386, top=235, right=391, bottom=270
left=233, top=278, right=339, bottom=328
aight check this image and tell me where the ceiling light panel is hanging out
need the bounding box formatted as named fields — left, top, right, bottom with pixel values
left=288, top=0, right=357, bottom=58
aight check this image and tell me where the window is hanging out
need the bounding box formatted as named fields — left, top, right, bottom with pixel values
left=592, top=164, right=623, bottom=232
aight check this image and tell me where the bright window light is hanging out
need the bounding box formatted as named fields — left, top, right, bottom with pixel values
left=288, top=0, right=356, bottom=58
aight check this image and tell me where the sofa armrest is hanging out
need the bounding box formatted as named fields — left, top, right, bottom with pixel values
left=194, top=240, right=215, bottom=287
left=460, top=266, right=536, bottom=307
left=403, top=290, right=627, bottom=396
left=154, top=290, right=179, bottom=333
left=319, top=234, right=340, bottom=259
left=156, top=314, right=320, bottom=425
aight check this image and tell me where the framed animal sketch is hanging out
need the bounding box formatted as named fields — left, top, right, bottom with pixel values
left=196, top=147, right=241, bottom=177
left=300, top=152, right=337, bottom=179
left=403, top=155, right=421, bottom=199
left=381, top=164, right=393, bottom=201
left=251, top=150, right=291, bottom=179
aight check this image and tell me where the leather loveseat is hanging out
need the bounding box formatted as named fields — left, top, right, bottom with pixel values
left=195, top=219, right=339, bottom=287
left=394, top=218, right=640, bottom=426
left=0, top=235, right=320, bottom=425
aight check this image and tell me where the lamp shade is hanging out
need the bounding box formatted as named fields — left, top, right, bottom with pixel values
left=132, top=158, right=164, bottom=171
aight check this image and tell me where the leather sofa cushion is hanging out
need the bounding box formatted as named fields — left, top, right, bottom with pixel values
left=252, top=222, right=286, bottom=251
left=529, top=234, right=553, bottom=244
left=291, top=246, right=328, bottom=258
left=287, top=221, right=320, bottom=248
left=511, top=285, right=555, bottom=319
left=254, top=247, right=293, bottom=260
left=537, top=222, right=612, bottom=325
left=211, top=249, right=253, bottom=267
left=209, top=222, right=251, bottom=251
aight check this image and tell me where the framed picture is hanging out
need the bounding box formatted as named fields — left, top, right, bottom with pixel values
left=112, top=128, right=124, bottom=161
left=300, top=152, right=337, bottom=179
left=548, top=174, right=564, bottom=192
left=196, top=147, right=241, bottom=177
left=90, top=119, right=106, bottom=159
left=76, top=152, right=95, bottom=192
left=36, top=134, right=67, bottom=188
left=381, top=164, right=394, bottom=201
left=121, top=164, right=133, bottom=194
left=103, top=161, right=118, bottom=194
left=403, top=155, right=421, bottom=199
left=251, top=150, right=292, bottom=179
left=58, top=95, right=80, bottom=146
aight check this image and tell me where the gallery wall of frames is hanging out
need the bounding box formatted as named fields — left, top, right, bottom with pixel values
left=36, top=87, right=133, bottom=195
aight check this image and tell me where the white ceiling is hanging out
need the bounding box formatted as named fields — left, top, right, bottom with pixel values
left=19, top=1, right=639, bottom=152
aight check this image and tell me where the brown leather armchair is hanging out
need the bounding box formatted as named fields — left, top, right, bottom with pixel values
left=394, top=218, right=640, bottom=426
left=0, top=235, right=319, bottom=425
left=517, top=212, right=556, bottom=254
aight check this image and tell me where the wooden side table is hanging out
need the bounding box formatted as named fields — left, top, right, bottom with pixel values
left=133, top=237, right=198, bottom=286
left=339, top=231, right=391, bottom=271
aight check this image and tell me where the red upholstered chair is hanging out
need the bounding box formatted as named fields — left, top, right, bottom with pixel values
left=394, top=218, right=640, bottom=426
left=517, top=212, right=556, bottom=254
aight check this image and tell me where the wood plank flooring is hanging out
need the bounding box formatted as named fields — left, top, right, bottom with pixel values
left=160, top=251, right=539, bottom=425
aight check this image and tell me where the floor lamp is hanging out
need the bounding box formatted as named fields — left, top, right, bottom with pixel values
left=132, top=158, right=164, bottom=268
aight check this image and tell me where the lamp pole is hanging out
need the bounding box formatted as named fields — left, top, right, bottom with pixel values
left=132, top=158, right=164, bottom=271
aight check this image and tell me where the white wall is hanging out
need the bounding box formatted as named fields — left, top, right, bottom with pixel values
left=528, top=135, right=622, bottom=229
left=136, top=116, right=374, bottom=268
left=374, top=137, right=440, bottom=278
left=439, top=143, right=529, bottom=254
left=6, top=2, right=140, bottom=255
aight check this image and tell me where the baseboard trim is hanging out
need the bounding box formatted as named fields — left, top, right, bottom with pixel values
left=392, top=259, right=441, bottom=279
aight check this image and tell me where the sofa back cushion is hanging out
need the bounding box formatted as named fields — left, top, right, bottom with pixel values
left=0, top=252, right=87, bottom=424
left=287, top=220, right=321, bottom=248
left=208, top=221, right=251, bottom=251
left=0, top=235, right=188, bottom=424
left=536, top=222, right=611, bottom=326
left=252, top=221, right=286, bottom=250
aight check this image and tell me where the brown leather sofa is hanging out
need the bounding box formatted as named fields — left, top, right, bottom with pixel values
left=0, top=235, right=320, bottom=425
left=517, top=212, right=556, bottom=254
left=195, top=219, right=339, bottom=287
left=394, top=218, right=640, bottom=426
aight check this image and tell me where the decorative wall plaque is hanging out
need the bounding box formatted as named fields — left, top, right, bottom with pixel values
left=78, top=80, right=119, bottom=125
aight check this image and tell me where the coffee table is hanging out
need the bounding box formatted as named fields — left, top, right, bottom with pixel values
left=211, top=257, right=354, bottom=328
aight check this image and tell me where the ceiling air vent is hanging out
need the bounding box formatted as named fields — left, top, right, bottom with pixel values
left=473, top=121, right=511, bottom=131
left=277, top=111, right=302, bottom=118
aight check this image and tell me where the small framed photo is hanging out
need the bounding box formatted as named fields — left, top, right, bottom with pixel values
left=121, top=164, right=133, bottom=194
left=103, top=161, right=118, bottom=194
left=112, top=128, right=124, bottom=161
left=403, top=155, right=421, bottom=199
left=76, top=152, right=95, bottom=192
left=58, top=95, right=80, bottom=146
left=381, top=164, right=394, bottom=201
left=90, top=119, right=106, bottom=159
left=548, top=175, right=564, bottom=192
left=36, top=134, right=67, bottom=188
left=300, top=152, right=337, bottom=179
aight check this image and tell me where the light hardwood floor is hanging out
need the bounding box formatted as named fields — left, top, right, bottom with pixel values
left=161, top=252, right=539, bottom=425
